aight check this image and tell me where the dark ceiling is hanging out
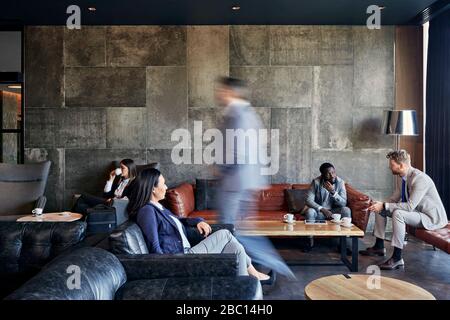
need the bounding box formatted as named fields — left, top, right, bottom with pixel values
left=0, top=0, right=441, bottom=26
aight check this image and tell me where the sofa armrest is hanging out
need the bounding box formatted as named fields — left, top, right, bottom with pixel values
left=186, top=223, right=235, bottom=246
left=345, top=183, right=371, bottom=232
left=116, top=253, right=238, bottom=281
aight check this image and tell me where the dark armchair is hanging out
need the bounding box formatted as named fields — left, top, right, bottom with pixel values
left=0, top=161, right=51, bottom=221
left=6, top=246, right=263, bottom=300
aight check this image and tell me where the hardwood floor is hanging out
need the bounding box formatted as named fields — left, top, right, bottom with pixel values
left=260, top=234, right=450, bottom=300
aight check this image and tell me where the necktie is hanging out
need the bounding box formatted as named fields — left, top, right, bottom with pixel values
left=401, top=178, right=407, bottom=202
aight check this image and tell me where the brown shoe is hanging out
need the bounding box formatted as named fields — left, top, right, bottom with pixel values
left=359, top=246, right=386, bottom=256
left=379, top=257, right=404, bottom=270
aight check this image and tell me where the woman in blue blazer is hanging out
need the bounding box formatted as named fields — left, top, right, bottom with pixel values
left=127, top=167, right=270, bottom=281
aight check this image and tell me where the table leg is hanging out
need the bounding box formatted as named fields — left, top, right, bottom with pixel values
left=351, top=236, right=359, bottom=272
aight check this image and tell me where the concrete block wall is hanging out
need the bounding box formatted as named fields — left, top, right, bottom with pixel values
left=24, top=26, right=395, bottom=231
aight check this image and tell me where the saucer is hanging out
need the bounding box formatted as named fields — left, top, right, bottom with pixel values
left=341, top=223, right=354, bottom=228
left=331, top=220, right=341, bottom=224
left=283, top=219, right=296, bottom=224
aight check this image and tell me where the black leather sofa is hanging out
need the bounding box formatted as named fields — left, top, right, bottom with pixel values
left=0, top=221, right=87, bottom=299
left=6, top=246, right=263, bottom=300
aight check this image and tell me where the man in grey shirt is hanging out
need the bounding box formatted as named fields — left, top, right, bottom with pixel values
left=302, top=162, right=351, bottom=221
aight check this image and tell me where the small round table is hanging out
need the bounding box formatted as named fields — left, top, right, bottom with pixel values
left=305, top=274, right=435, bottom=300
left=16, top=212, right=83, bottom=222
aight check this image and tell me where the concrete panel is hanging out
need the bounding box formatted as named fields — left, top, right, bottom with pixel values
left=147, top=149, right=212, bottom=188
left=312, top=66, right=353, bottom=150
left=147, top=67, right=187, bottom=149
left=187, top=26, right=229, bottom=108
left=64, top=27, right=106, bottom=66
left=107, top=26, right=186, bottom=66
left=271, top=108, right=312, bottom=183
left=352, top=107, right=395, bottom=149
left=56, top=108, right=106, bottom=148
left=24, top=108, right=58, bottom=148
left=270, top=26, right=320, bottom=65
left=353, top=27, right=394, bottom=107
left=65, top=67, right=146, bottom=107
left=106, top=107, right=147, bottom=149
left=230, top=66, right=313, bottom=108
left=25, top=27, right=64, bottom=107
left=320, top=26, right=353, bottom=65
left=230, top=26, right=269, bottom=66
left=25, top=148, right=65, bottom=212
left=312, top=149, right=394, bottom=192
left=64, top=149, right=147, bottom=207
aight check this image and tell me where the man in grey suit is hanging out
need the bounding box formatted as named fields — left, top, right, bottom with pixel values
left=302, top=162, right=352, bottom=221
left=214, top=76, right=295, bottom=281
left=360, top=150, right=448, bottom=270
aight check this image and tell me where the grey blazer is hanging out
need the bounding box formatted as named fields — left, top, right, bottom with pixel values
left=302, top=176, right=347, bottom=213
left=385, top=167, right=448, bottom=230
left=217, top=99, right=267, bottom=192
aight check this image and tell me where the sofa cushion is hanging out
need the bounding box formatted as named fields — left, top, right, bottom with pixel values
left=195, top=179, right=219, bottom=211
left=165, top=183, right=195, bottom=217
left=109, top=221, right=149, bottom=255
left=285, top=189, right=308, bottom=213
left=0, top=221, right=86, bottom=275
left=116, top=276, right=262, bottom=300
left=412, top=224, right=450, bottom=253
left=189, top=210, right=218, bottom=221
left=257, top=184, right=291, bottom=211
left=6, top=247, right=126, bottom=300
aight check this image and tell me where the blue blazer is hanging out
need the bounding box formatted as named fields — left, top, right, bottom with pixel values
left=136, top=203, right=204, bottom=254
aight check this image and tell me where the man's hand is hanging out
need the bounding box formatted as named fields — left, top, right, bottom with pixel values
left=323, top=181, right=335, bottom=194
left=320, top=208, right=333, bottom=219
left=197, top=221, right=212, bottom=237
left=368, top=201, right=384, bottom=213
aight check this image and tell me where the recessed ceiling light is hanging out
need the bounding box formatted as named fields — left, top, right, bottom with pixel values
left=7, top=85, right=21, bottom=89
left=232, top=6, right=241, bottom=11
left=88, top=7, right=96, bottom=12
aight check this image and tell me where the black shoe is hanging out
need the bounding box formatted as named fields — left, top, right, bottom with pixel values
left=379, top=257, right=405, bottom=270
left=260, top=270, right=276, bottom=286
left=359, top=246, right=386, bottom=256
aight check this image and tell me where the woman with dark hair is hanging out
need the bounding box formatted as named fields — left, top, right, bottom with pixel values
left=128, top=168, right=272, bottom=282
left=72, top=158, right=137, bottom=215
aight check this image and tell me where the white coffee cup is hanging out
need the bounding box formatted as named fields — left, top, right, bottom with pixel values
left=284, top=213, right=295, bottom=223
left=341, top=217, right=352, bottom=226
left=32, top=208, right=43, bottom=216
left=331, top=213, right=341, bottom=222
left=115, top=168, right=122, bottom=176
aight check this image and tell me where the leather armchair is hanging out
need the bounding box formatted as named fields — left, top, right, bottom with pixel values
left=106, top=221, right=239, bottom=276
left=0, top=161, right=51, bottom=221
left=0, top=220, right=86, bottom=298
left=6, top=247, right=263, bottom=300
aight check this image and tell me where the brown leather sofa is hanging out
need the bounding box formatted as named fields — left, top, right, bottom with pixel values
left=164, top=182, right=372, bottom=232
left=407, top=223, right=450, bottom=254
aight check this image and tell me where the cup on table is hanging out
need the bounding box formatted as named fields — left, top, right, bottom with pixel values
left=341, top=217, right=352, bottom=227
left=283, top=213, right=295, bottom=224
left=32, top=208, right=43, bottom=216
left=331, top=213, right=341, bottom=222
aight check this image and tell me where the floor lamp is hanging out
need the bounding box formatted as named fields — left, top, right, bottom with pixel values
left=382, top=110, right=419, bottom=151
left=382, top=110, right=419, bottom=243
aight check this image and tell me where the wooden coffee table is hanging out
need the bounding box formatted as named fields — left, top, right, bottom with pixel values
left=16, top=212, right=83, bottom=222
left=236, top=220, right=364, bottom=271
left=305, top=274, right=436, bottom=300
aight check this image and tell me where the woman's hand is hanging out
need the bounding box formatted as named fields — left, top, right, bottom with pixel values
left=197, top=221, right=212, bottom=237
left=109, top=170, right=116, bottom=181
